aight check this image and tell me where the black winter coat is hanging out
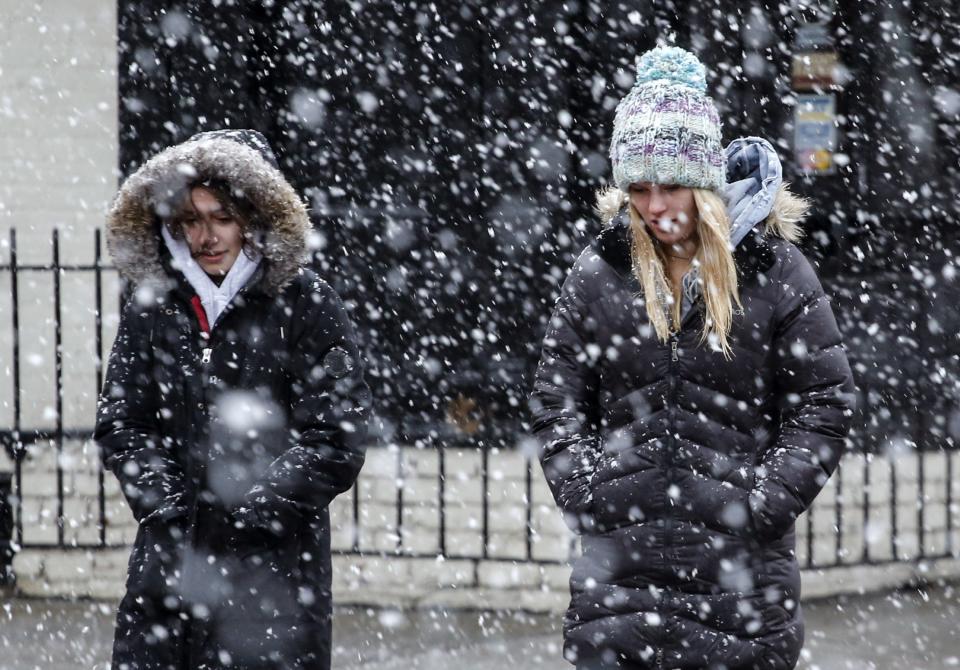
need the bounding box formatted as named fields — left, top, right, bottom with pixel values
left=531, top=209, right=855, bottom=669
left=96, top=131, right=371, bottom=670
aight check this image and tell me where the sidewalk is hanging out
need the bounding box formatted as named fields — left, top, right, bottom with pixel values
left=1, top=582, right=957, bottom=669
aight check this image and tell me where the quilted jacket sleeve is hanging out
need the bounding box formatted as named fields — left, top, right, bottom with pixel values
left=749, top=243, right=857, bottom=541
left=96, top=298, right=188, bottom=525
left=234, top=276, right=371, bottom=534
left=530, top=254, right=603, bottom=534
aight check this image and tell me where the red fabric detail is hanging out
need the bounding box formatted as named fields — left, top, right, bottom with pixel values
left=190, top=295, right=210, bottom=334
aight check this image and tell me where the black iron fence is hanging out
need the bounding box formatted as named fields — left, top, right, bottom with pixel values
left=0, top=472, right=13, bottom=583
left=1, top=228, right=958, bottom=573
left=1, top=228, right=109, bottom=552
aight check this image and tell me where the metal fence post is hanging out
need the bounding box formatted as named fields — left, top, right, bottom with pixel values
left=0, top=472, right=13, bottom=585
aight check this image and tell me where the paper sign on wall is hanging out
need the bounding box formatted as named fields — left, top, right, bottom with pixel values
left=794, top=94, right=837, bottom=175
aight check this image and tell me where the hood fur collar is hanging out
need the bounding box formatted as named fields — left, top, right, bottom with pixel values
left=106, top=132, right=311, bottom=296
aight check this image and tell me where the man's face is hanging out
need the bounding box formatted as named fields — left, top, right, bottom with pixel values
left=178, top=187, right=244, bottom=279
left=628, top=182, right=699, bottom=247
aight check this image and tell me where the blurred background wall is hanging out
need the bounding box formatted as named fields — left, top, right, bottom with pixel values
left=0, top=1, right=119, bottom=446
left=112, top=0, right=960, bottom=454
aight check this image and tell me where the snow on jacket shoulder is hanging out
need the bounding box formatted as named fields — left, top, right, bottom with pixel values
left=530, top=143, right=855, bottom=668
left=96, top=130, right=370, bottom=670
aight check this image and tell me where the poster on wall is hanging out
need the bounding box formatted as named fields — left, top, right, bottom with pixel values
left=794, top=93, right=837, bottom=175
left=791, top=50, right=839, bottom=90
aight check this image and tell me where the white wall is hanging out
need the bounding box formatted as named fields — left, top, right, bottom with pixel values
left=0, top=1, right=119, bottom=435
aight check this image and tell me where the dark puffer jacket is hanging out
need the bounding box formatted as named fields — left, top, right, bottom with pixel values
left=96, top=131, right=370, bottom=670
left=531, top=169, right=855, bottom=667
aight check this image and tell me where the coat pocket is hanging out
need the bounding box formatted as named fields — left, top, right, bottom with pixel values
left=125, top=517, right=186, bottom=599
left=223, top=526, right=304, bottom=619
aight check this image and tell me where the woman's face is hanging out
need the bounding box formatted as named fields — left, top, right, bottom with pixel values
left=178, top=186, right=245, bottom=278
left=628, top=182, right=699, bottom=248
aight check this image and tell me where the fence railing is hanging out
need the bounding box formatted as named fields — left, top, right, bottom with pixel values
left=1, top=228, right=958, bottom=573
left=1, top=228, right=109, bottom=551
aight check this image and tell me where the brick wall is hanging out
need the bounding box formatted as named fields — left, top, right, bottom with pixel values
left=0, top=1, right=119, bottom=438
left=0, top=0, right=117, bottom=263
left=10, top=446, right=960, bottom=611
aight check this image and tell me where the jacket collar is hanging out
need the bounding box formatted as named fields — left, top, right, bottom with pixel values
left=594, top=212, right=632, bottom=278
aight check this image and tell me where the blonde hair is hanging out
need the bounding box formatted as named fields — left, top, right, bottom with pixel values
left=598, top=186, right=740, bottom=358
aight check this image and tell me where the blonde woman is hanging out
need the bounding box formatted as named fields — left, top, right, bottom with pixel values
left=531, top=47, right=855, bottom=669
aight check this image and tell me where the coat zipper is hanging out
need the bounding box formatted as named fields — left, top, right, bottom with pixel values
left=195, top=282, right=253, bottom=370
left=181, top=281, right=256, bottom=664
left=659, top=312, right=691, bottom=668
left=178, top=300, right=214, bottom=667
left=663, top=328, right=680, bottom=669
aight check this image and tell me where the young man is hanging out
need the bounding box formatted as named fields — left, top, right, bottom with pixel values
left=97, top=129, right=370, bottom=670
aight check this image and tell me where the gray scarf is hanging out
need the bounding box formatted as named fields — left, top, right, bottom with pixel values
left=678, top=136, right=783, bottom=320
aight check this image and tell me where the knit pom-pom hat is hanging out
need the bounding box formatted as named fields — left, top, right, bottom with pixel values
left=610, top=46, right=725, bottom=192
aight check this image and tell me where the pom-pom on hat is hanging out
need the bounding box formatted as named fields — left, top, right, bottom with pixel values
left=610, top=46, right=725, bottom=192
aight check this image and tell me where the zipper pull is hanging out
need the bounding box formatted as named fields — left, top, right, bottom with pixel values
left=671, top=339, right=679, bottom=362
left=201, top=348, right=212, bottom=364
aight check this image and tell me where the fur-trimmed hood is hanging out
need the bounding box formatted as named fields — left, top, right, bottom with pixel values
left=106, top=130, right=311, bottom=295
